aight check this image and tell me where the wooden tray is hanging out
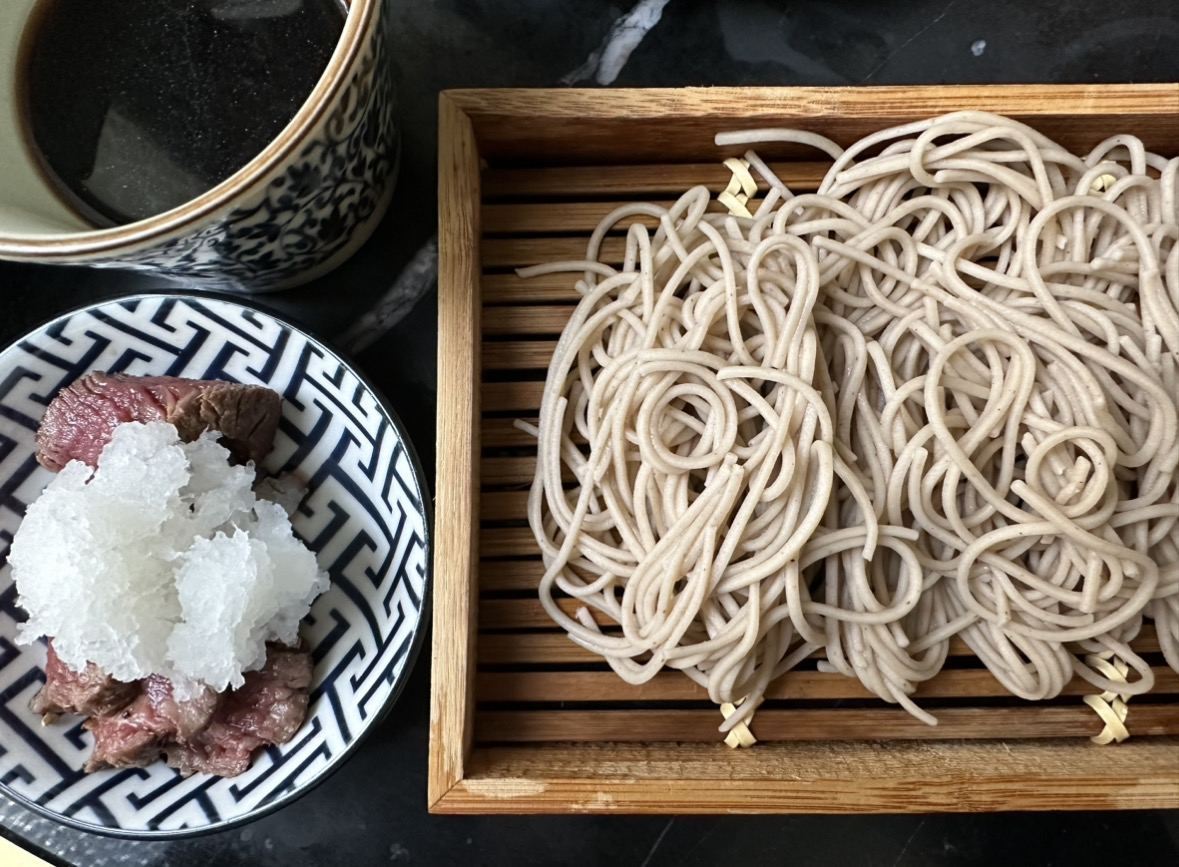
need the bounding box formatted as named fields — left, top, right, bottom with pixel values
left=431, top=85, right=1179, bottom=814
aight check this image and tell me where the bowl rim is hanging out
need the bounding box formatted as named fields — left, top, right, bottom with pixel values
left=0, top=0, right=378, bottom=258
left=0, top=290, right=433, bottom=840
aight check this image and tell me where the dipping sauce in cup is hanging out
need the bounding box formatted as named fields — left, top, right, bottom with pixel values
left=22, top=0, right=347, bottom=227
left=0, top=0, right=398, bottom=292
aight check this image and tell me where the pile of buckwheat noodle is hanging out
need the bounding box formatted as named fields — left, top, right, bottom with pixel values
left=517, top=111, right=1179, bottom=734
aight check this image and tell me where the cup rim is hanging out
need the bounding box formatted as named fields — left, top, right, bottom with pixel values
left=0, top=0, right=375, bottom=259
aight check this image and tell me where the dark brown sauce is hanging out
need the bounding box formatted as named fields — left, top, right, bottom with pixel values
left=20, top=0, right=347, bottom=227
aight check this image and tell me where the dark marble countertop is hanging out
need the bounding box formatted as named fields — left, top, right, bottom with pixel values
left=2, top=1, right=1178, bottom=864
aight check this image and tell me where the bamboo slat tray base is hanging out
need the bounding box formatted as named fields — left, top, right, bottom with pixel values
left=432, top=85, right=1179, bottom=814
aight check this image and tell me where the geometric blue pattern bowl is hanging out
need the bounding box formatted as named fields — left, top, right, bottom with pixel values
left=0, top=294, right=430, bottom=838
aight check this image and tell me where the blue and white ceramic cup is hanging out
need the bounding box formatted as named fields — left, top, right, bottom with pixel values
left=0, top=0, right=398, bottom=292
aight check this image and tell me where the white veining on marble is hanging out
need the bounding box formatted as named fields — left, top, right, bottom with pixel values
left=337, top=236, right=438, bottom=355
left=562, top=0, right=671, bottom=86
left=860, top=0, right=959, bottom=82
left=715, top=0, right=849, bottom=83
left=638, top=818, right=675, bottom=867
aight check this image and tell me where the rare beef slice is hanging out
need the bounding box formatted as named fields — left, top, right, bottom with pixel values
left=83, top=644, right=313, bottom=777
left=164, top=644, right=313, bottom=777
left=35, top=372, right=281, bottom=472
left=30, top=641, right=138, bottom=719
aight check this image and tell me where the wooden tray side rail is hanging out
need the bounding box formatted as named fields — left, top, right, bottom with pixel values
left=430, top=95, right=482, bottom=806
left=432, top=85, right=1179, bottom=814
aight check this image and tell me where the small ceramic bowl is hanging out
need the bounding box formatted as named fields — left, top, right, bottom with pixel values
left=0, top=294, right=430, bottom=838
left=0, top=0, right=398, bottom=292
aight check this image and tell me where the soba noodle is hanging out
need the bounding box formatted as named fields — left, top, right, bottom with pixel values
left=519, top=111, right=1179, bottom=733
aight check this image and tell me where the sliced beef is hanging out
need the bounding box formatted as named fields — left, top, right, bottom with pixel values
left=84, top=688, right=169, bottom=772
left=83, top=675, right=223, bottom=772
left=69, top=643, right=314, bottom=778
left=164, top=644, right=313, bottom=777
left=30, top=641, right=137, bottom=718
left=35, top=372, right=282, bottom=472
left=219, top=644, right=313, bottom=744
left=143, top=676, right=220, bottom=741
left=165, top=723, right=265, bottom=778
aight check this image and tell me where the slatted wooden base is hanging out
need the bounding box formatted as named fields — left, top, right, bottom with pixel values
left=476, top=160, right=1179, bottom=745
left=433, top=85, right=1179, bottom=814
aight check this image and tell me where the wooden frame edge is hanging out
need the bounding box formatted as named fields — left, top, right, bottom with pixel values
left=434, top=773, right=1179, bottom=815
left=445, top=83, right=1179, bottom=121
left=444, top=84, right=1179, bottom=164
left=429, top=92, right=483, bottom=810
left=431, top=740, right=1179, bottom=814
